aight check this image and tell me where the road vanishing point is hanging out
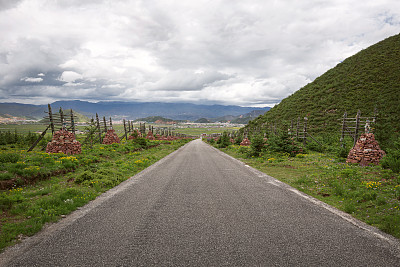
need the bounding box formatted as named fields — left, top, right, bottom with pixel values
left=1, top=139, right=400, bottom=266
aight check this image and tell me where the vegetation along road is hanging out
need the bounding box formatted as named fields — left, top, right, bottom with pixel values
left=1, top=139, right=400, bottom=266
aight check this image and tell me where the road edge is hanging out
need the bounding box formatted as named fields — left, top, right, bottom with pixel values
left=0, top=140, right=195, bottom=266
left=204, top=141, right=400, bottom=258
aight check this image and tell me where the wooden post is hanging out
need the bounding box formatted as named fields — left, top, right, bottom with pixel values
left=354, top=110, right=361, bottom=146
left=123, top=119, right=127, bottom=139
left=96, top=113, right=102, bottom=143
left=103, top=116, right=107, bottom=132
left=303, top=117, right=308, bottom=145
left=28, top=124, right=51, bottom=152
left=59, top=108, right=65, bottom=130
left=70, top=109, right=76, bottom=134
left=341, top=111, right=347, bottom=147
left=109, top=117, right=113, bottom=129
left=48, top=104, right=55, bottom=135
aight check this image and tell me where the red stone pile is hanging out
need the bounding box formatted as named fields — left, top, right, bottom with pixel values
left=346, top=133, right=385, bottom=166
left=146, top=131, right=155, bottom=140
left=46, top=129, right=81, bottom=155
left=128, top=130, right=141, bottom=140
left=240, top=138, right=251, bottom=146
left=102, top=129, right=120, bottom=144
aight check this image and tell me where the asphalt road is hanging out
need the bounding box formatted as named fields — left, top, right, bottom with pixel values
left=1, top=139, right=400, bottom=266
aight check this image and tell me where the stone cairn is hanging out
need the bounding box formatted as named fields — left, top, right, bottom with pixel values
left=346, top=133, right=385, bottom=166
left=46, top=129, right=81, bottom=155
left=240, top=138, right=251, bottom=146
left=128, top=130, right=141, bottom=140
left=102, top=129, right=120, bottom=144
left=146, top=131, right=155, bottom=140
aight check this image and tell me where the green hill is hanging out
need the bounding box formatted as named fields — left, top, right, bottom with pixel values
left=248, top=33, right=400, bottom=147
left=134, top=116, right=175, bottom=123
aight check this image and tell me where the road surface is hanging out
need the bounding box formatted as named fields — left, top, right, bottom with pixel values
left=1, top=139, right=400, bottom=266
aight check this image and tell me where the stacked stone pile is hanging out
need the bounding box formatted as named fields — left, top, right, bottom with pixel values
left=128, top=130, right=141, bottom=140
left=146, top=131, right=155, bottom=140
left=102, top=129, right=120, bottom=144
left=240, top=138, right=251, bottom=146
left=46, top=129, right=81, bottom=155
left=346, top=133, right=385, bottom=166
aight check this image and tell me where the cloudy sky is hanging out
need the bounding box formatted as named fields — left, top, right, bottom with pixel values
left=0, top=0, right=399, bottom=107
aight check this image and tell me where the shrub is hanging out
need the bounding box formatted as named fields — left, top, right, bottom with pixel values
left=234, top=135, right=243, bottom=145
left=217, top=132, right=231, bottom=148
left=380, top=136, right=400, bottom=173
left=249, top=134, right=265, bottom=157
left=267, top=132, right=303, bottom=156
left=132, top=138, right=148, bottom=148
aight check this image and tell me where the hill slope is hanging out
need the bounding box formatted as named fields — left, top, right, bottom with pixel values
left=249, top=33, right=400, bottom=143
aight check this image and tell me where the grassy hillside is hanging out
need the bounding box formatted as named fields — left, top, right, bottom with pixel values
left=248, top=33, right=400, bottom=147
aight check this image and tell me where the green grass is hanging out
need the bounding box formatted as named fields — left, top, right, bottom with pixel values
left=174, top=126, right=240, bottom=136
left=216, top=143, right=400, bottom=239
left=0, top=138, right=190, bottom=251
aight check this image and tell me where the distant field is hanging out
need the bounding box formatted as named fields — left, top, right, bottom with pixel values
left=174, top=126, right=240, bottom=136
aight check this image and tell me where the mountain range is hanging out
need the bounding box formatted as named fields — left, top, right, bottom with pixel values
left=0, top=100, right=270, bottom=122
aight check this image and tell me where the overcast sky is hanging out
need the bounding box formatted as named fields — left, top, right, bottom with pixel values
left=0, top=0, right=399, bottom=107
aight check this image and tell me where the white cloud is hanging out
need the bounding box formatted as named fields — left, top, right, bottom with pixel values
left=21, top=77, right=43, bottom=83
left=0, top=0, right=400, bottom=106
left=58, top=71, right=83, bottom=83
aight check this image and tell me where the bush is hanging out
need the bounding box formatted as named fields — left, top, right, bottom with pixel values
left=132, top=138, right=148, bottom=148
left=217, top=132, right=231, bottom=148
left=380, top=136, right=400, bottom=173
left=234, top=135, right=243, bottom=145
left=267, top=132, right=303, bottom=156
left=249, top=134, right=265, bottom=157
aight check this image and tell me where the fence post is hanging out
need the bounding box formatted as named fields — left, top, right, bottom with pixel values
left=59, top=108, right=65, bottom=130
left=48, top=104, right=55, bottom=135
left=303, top=117, right=308, bottom=145
left=70, top=109, right=75, bottom=134
left=123, top=119, right=127, bottom=139
left=340, top=111, right=347, bottom=147
left=354, top=110, right=361, bottom=146
left=96, top=113, right=102, bottom=143
left=103, top=116, right=107, bottom=132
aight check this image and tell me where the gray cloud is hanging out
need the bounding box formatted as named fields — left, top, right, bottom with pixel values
left=0, top=0, right=400, bottom=106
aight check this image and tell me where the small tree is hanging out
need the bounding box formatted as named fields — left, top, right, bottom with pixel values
left=249, top=134, right=266, bottom=157
left=218, top=132, right=231, bottom=148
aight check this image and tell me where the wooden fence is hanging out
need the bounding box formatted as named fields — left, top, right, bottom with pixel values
left=28, top=104, right=194, bottom=152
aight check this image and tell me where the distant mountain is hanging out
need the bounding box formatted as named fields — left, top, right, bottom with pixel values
left=134, top=116, right=181, bottom=123
left=0, top=100, right=270, bottom=121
